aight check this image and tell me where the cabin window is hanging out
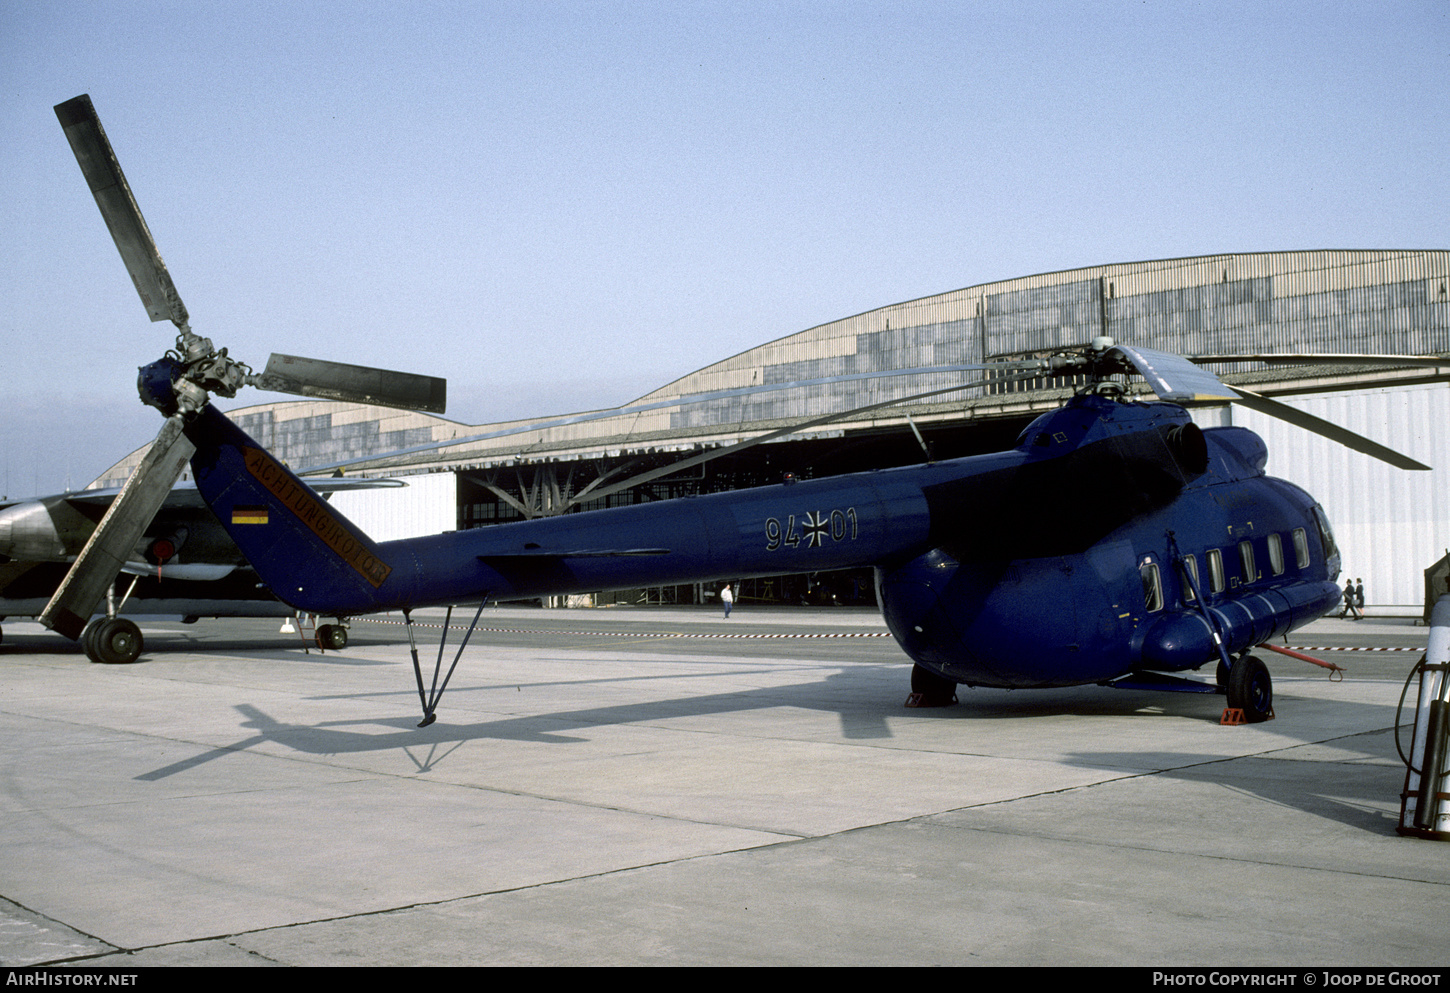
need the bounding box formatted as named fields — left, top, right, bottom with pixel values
left=1292, top=527, right=1310, bottom=569
left=1239, top=540, right=1257, bottom=583
left=1267, top=533, right=1285, bottom=576
left=1181, top=554, right=1199, bottom=602
left=1207, top=549, right=1225, bottom=594
left=1140, top=561, right=1164, bottom=612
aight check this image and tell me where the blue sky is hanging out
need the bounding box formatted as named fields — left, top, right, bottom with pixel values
left=2, top=0, right=1446, bottom=497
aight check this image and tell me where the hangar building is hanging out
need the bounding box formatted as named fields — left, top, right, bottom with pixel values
left=97, top=250, right=1450, bottom=612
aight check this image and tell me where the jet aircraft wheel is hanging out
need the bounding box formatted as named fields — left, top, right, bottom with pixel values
left=81, top=618, right=105, bottom=662
left=1226, top=655, right=1273, bottom=723
left=91, top=618, right=143, bottom=665
left=316, top=624, right=348, bottom=650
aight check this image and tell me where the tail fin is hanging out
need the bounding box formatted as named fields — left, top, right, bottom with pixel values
left=184, top=406, right=396, bottom=615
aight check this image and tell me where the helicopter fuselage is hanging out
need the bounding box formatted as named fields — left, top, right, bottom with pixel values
left=185, top=390, right=1342, bottom=691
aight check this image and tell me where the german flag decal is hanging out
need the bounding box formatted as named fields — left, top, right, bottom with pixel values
left=241, top=446, right=393, bottom=588
left=232, top=505, right=269, bottom=525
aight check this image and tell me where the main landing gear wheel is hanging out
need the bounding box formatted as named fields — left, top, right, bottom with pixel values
left=80, top=618, right=102, bottom=660
left=315, top=624, right=348, bottom=650
left=1226, top=654, right=1273, bottom=723
left=906, top=663, right=959, bottom=708
left=84, top=618, right=144, bottom=664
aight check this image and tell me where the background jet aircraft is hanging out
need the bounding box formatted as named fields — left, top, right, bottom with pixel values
left=0, top=475, right=403, bottom=656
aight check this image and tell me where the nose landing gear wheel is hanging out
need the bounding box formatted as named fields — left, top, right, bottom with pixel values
left=906, top=663, right=959, bottom=708
left=1226, top=654, right=1273, bottom=723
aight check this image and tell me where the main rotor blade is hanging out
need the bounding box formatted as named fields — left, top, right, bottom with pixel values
left=1227, top=386, right=1430, bottom=471
left=296, top=361, right=1019, bottom=474
left=1108, top=344, right=1239, bottom=402
left=54, top=95, right=189, bottom=328
left=39, top=416, right=196, bottom=639
left=575, top=370, right=1044, bottom=506
left=1191, top=353, right=1450, bottom=370
left=252, top=354, right=447, bottom=413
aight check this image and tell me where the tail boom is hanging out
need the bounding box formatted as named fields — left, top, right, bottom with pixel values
left=185, top=406, right=938, bottom=614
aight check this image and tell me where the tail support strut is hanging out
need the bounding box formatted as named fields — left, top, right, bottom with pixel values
left=404, top=600, right=489, bottom=727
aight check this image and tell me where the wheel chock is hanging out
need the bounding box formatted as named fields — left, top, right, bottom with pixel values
left=905, top=691, right=957, bottom=708
left=1220, top=707, right=1274, bottom=725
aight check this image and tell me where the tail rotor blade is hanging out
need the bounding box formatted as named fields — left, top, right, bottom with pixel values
left=39, top=416, right=196, bottom=639
left=252, top=353, right=447, bottom=413
left=54, top=95, right=189, bottom=329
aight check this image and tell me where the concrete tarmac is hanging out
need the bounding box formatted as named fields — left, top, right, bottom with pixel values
left=0, top=606, right=1444, bottom=967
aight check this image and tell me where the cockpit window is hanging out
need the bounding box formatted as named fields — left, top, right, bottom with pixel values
left=1312, top=506, right=1339, bottom=561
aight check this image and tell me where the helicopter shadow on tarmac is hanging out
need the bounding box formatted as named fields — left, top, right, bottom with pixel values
left=123, top=649, right=1407, bottom=840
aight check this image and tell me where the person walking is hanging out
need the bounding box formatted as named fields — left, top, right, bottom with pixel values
left=720, top=583, right=734, bottom=619
left=1354, top=578, right=1365, bottom=620
left=1340, top=579, right=1355, bottom=619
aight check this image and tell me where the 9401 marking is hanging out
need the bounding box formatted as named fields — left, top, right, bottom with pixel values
left=765, top=508, right=858, bottom=550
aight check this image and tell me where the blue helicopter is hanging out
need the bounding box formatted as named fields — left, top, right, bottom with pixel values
left=42, top=95, right=1437, bottom=728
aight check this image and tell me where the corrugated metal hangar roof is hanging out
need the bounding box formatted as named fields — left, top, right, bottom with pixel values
left=95, top=248, right=1444, bottom=480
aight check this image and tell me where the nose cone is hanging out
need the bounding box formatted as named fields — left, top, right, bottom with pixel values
left=0, top=498, right=90, bottom=562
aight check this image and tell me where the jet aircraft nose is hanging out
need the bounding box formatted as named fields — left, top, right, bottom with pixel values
left=0, top=500, right=68, bottom=561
